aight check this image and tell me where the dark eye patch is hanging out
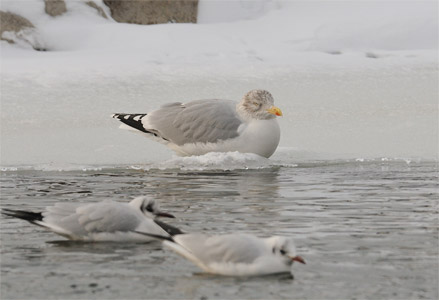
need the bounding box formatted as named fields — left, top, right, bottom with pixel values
left=145, top=204, right=154, bottom=212
left=280, top=249, right=286, bottom=255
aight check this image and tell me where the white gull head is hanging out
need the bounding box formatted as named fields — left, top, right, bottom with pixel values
left=237, top=89, right=283, bottom=121
left=129, top=196, right=175, bottom=218
left=265, top=236, right=306, bottom=266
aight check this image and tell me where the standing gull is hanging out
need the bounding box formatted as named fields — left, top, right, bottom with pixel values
left=112, top=90, right=282, bottom=158
left=2, top=197, right=180, bottom=242
left=137, top=230, right=305, bottom=276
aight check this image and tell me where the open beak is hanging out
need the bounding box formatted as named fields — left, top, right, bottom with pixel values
left=155, top=211, right=175, bottom=218
left=267, top=106, right=283, bottom=117
left=290, top=255, right=306, bottom=264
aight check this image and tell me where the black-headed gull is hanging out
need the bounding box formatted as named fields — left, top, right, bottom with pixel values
left=2, top=196, right=180, bottom=242
left=137, top=229, right=305, bottom=276
left=112, top=90, right=282, bottom=158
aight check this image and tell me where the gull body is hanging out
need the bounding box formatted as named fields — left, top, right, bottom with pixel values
left=112, top=90, right=282, bottom=158
left=2, top=197, right=176, bottom=242
left=138, top=230, right=305, bottom=276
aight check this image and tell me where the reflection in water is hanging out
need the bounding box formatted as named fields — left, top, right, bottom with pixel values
left=47, top=240, right=162, bottom=253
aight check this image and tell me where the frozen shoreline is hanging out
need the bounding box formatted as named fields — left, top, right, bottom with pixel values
left=1, top=1, right=437, bottom=168
left=1, top=58, right=437, bottom=167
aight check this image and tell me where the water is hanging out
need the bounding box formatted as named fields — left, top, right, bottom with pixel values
left=1, top=158, right=437, bottom=300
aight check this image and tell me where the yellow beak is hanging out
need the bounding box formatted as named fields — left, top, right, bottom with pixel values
left=267, top=106, right=283, bottom=117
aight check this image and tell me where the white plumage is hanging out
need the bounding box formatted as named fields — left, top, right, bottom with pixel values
left=136, top=232, right=305, bottom=276
left=2, top=196, right=176, bottom=242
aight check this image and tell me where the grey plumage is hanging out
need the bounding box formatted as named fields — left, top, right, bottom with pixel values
left=145, top=100, right=242, bottom=145
left=2, top=197, right=176, bottom=242
left=112, top=90, right=283, bottom=158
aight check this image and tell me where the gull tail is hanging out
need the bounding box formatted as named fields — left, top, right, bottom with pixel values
left=2, top=208, right=73, bottom=238
left=2, top=208, right=43, bottom=225
left=112, top=113, right=148, bottom=133
left=112, top=113, right=169, bottom=143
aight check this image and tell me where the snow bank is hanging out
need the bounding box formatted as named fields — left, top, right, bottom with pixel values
left=2, top=1, right=437, bottom=59
left=1, top=1, right=437, bottom=167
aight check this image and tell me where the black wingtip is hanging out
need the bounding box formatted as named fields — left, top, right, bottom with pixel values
left=112, top=113, right=148, bottom=133
left=133, top=231, right=175, bottom=242
left=153, top=219, right=185, bottom=236
left=112, top=113, right=169, bottom=141
left=2, top=208, right=43, bottom=224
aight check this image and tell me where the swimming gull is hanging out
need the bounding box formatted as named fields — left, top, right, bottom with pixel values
left=136, top=230, right=305, bottom=276
left=112, top=89, right=282, bottom=158
left=2, top=196, right=181, bottom=242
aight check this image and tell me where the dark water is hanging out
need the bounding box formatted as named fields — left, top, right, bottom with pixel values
left=1, top=160, right=438, bottom=300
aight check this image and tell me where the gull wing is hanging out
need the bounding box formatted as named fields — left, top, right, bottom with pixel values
left=43, top=201, right=141, bottom=236
left=144, top=100, right=243, bottom=145
left=166, top=233, right=264, bottom=271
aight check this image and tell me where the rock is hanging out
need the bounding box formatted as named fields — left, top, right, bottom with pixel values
left=103, top=0, right=198, bottom=25
left=0, top=11, right=46, bottom=51
left=85, top=1, right=108, bottom=19
left=44, top=0, right=67, bottom=17
left=0, top=10, right=34, bottom=33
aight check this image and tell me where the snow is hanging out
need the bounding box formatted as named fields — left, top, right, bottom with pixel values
left=1, top=0, right=437, bottom=169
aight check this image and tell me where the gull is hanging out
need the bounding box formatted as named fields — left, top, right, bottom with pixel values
left=136, top=230, right=305, bottom=276
left=2, top=196, right=181, bottom=242
left=112, top=89, right=282, bottom=158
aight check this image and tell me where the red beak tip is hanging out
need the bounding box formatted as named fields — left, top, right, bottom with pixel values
left=292, top=256, right=306, bottom=264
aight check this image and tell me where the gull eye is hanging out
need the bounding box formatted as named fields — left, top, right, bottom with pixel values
left=280, top=249, right=286, bottom=256
left=144, top=203, right=154, bottom=213
left=256, top=104, right=263, bottom=112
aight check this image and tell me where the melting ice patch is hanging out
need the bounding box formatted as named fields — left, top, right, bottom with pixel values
left=135, top=152, right=274, bottom=171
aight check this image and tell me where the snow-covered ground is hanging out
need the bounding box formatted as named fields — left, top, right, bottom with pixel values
left=1, top=0, right=437, bottom=169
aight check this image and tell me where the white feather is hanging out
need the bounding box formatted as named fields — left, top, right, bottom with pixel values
left=27, top=198, right=172, bottom=242
left=163, top=234, right=301, bottom=276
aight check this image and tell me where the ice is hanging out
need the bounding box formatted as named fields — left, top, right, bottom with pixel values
left=1, top=1, right=437, bottom=169
left=137, top=152, right=273, bottom=171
